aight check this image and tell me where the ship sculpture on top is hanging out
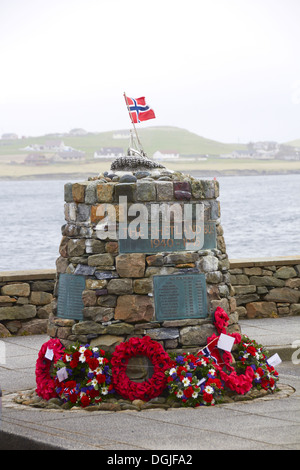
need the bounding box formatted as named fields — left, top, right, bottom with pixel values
left=110, top=93, right=166, bottom=172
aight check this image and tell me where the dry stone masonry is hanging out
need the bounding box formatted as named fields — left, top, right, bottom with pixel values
left=229, top=258, right=300, bottom=318
left=0, top=271, right=55, bottom=337
left=48, top=166, right=239, bottom=354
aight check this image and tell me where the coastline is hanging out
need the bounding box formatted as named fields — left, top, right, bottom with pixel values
left=1, top=168, right=300, bottom=181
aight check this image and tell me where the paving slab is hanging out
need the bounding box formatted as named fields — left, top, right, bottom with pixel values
left=0, top=320, right=300, bottom=450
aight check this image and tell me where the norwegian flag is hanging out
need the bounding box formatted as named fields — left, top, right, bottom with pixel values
left=126, top=96, right=156, bottom=123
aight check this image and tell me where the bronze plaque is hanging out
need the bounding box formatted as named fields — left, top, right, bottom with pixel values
left=153, top=273, right=208, bottom=321
left=57, top=273, right=85, bottom=320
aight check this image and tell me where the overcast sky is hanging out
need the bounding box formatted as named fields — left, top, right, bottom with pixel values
left=1, top=0, right=300, bottom=143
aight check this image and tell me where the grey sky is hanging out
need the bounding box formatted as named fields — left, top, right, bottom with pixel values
left=1, top=0, right=300, bottom=143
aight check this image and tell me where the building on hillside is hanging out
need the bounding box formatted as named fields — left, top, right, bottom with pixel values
left=113, top=132, right=130, bottom=139
left=1, top=133, right=18, bottom=140
left=231, top=150, right=254, bottom=159
left=69, top=128, right=88, bottom=136
left=153, top=150, right=180, bottom=161
left=94, top=147, right=124, bottom=159
left=52, top=151, right=86, bottom=162
left=44, top=140, right=66, bottom=151
left=24, top=154, right=50, bottom=165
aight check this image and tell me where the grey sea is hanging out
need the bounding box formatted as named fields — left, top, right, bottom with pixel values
left=0, top=174, right=299, bottom=271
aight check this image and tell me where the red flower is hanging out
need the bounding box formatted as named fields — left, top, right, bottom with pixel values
left=96, top=374, right=106, bottom=384
left=69, top=393, right=78, bottom=403
left=87, top=357, right=99, bottom=371
left=84, top=349, right=93, bottom=359
left=81, top=395, right=91, bottom=407
left=247, top=346, right=257, bottom=356
left=184, top=386, right=194, bottom=398
left=70, top=359, right=78, bottom=369
left=203, top=392, right=213, bottom=403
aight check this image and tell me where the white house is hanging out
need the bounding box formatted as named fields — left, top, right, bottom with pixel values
left=153, top=150, right=180, bottom=161
left=94, top=147, right=124, bottom=159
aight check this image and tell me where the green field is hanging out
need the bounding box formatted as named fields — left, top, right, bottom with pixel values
left=0, top=126, right=245, bottom=159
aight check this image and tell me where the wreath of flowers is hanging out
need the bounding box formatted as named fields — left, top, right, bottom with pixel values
left=35, top=338, right=65, bottom=400
left=232, top=334, right=279, bottom=392
left=54, top=342, right=114, bottom=408
left=111, top=336, right=172, bottom=401
left=166, top=351, right=224, bottom=407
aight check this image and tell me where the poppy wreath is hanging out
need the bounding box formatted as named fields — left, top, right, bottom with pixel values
left=35, top=338, right=65, bottom=400
left=111, top=336, right=172, bottom=401
left=209, top=307, right=256, bottom=395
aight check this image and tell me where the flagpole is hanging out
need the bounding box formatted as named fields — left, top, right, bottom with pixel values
left=123, top=92, right=145, bottom=156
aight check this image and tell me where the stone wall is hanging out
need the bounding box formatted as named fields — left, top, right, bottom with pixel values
left=0, top=270, right=55, bottom=337
left=1, top=256, right=299, bottom=338
left=229, top=256, right=300, bottom=318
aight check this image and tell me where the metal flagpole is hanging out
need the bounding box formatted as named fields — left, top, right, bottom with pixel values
left=123, top=92, right=145, bottom=156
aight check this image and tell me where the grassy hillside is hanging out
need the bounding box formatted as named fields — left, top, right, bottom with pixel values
left=0, top=126, right=245, bottom=159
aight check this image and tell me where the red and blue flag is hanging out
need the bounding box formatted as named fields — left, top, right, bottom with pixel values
left=126, top=96, right=156, bottom=123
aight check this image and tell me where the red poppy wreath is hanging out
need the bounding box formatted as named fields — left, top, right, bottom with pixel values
left=111, top=336, right=172, bottom=401
left=35, top=338, right=65, bottom=400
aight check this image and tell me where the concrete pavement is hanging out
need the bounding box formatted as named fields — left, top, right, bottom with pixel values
left=1, top=317, right=300, bottom=450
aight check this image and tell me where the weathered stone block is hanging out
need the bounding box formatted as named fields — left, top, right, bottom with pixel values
left=97, top=295, right=117, bottom=307
left=85, top=181, right=98, bottom=204
left=64, top=182, right=73, bottom=202
left=115, top=295, right=154, bottom=322
left=249, top=276, right=285, bottom=287
left=285, top=278, right=300, bottom=289
left=72, top=321, right=107, bottom=335
left=233, top=285, right=257, bottom=295
left=274, top=266, right=297, bottom=279
left=88, top=253, right=114, bottom=267
left=164, top=252, right=197, bottom=265
left=90, top=335, right=124, bottom=354
left=116, top=253, right=145, bottom=278
left=115, top=183, right=136, bottom=202
left=67, top=238, right=86, bottom=257
left=0, top=305, right=36, bottom=321
left=30, top=291, right=53, bottom=306
left=82, top=290, right=97, bottom=306
left=201, top=255, right=219, bottom=272
left=74, top=264, right=96, bottom=276
left=133, top=278, right=153, bottom=294
left=83, top=306, right=114, bottom=322
left=1, top=283, right=30, bottom=297
left=156, top=181, right=173, bottom=201
left=179, top=324, right=215, bottom=346
left=85, top=239, right=106, bottom=254
left=77, top=204, right=91, bottom=222
left=235, top=293, right=260, bottom=306
left=246, top=302, right=277, bottom=318
left=106, top=323, right=134, bottom=335
left=136, top=180, right=156, bottom=201
left=107, top=278, right=133, bottom=295
left=96, top=183, right=114, bottom=202
left=72, top=182, right=87, bottom=203
left=146, top=254, right=164, bottom=267
left=265, top=287, right=300, bottom=303
left=85, top=279, right=107, bottom=290
left=146, top=328, right=179, bottom=340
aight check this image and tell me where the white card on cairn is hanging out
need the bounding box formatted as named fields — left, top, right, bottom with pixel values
left=267, top=353, right=282, bottom=367
left=57, top=366, right=68, bottom=382
left=45, top=347, right=54, bottom=360
left=217, top=333, right=235, bottom=352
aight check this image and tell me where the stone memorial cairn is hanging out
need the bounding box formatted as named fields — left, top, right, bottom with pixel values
left=48, top=160, right=239, bottom=366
